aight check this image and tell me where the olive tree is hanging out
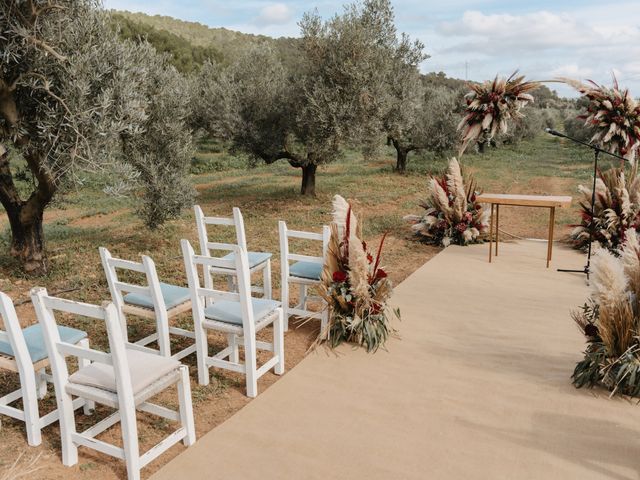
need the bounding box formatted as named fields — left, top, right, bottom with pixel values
left=0, top=0, right=193, bottom=274
left=386, top=82, right=460, bottom=173
left=194, top=0, right=419, bottom=195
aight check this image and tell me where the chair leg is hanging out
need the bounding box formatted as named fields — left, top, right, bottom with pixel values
left=282, top=278, right=290, bottom=332
left=195, top=325, right=210, bottom=386
left=320, top=306, right=329, bottom=340
left=227, top=333, right=239, bottom=364
left=273, top=310, right=285, bottom=376
left=78, top=339, right=95, bottom=415
left=263, top=261, right=272, bottom=300
left=226, top=274, right=236, bottom=293
left=243, top=334, right=258, bottom=398
left=120, top=403, right=141, bottom=480
left=21, top=369, right=42, bottom=446
left=57, top=390, right=79, bottom=467
left=299, top=284, right=307, bottom=310
left=177, top=366, right=196, bottom=446
left=36, top=368, right=47, bottom=399
left=156, top=314, right=172, bottom=358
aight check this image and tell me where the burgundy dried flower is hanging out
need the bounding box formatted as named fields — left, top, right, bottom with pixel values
left=332, top=271, right=348, bottom=283
left=584, top=323, right=599, bottom=337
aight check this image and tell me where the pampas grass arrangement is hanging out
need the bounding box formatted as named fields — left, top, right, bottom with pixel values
left=570, top=162, right=640, bottom=253
left=319, top=195, right=399, bottom=353
left=561, top=75, right=640, bottom=163
left=458, top=71, right=540, bottom=155
left=404, top=158, right=488, bottom=247
left=572, top=230, right=640, bottom=396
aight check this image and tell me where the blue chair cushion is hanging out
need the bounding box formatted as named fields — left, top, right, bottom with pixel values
left=0, top=324, right=87, bottom=364
left=123, top=282, right=191, bottom=310
left=221, top=251, right=272, bottom=269
left=204, top=298, right=280, bottom=326
left=289, top=261, right=323, bottom=281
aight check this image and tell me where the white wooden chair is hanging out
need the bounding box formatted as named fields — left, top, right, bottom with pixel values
left=194, top=205, right=272, bottom=299
left=278, top=221, right=330, bottom=332
left=0, top=291, right=92, bottom=446
left=181, top=240, right=284, bottom=398
left=31, top=288, right=196, bottom=480
left=100, top=247, right=195, bottom=360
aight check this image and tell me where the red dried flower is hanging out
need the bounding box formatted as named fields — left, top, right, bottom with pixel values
left=332, top=271, right=348, bottom=283
left=456, top=222, right=467, bottom=233
left=367, top=253, right=373, bottom=263
left=375, top=269, right=387, bottom=280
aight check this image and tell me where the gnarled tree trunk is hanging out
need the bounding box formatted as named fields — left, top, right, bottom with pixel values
left=300, top=164, right=317, bottom=196
left=0, top=148, right=54, bottom=276
left=390, top=138, right=413, bottom=174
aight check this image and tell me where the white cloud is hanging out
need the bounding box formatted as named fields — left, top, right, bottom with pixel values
left=255, top=3, right=294, bottom=26
left=421, top=8, right=640, bottom=97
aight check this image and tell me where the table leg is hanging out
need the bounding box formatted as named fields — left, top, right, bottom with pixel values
left=547, top=207, right=555, bottom=268
left=489, top=203, right=494, bottom=263
left=495, top=204, right=500, bottom=256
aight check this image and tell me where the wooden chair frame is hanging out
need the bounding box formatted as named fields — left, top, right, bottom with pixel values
left=100, top=247, right=195, bottom=360
left=31, top=288, right=196, bottom=480
left=181, top=240, right=284, bottom=398
left=194, top=205, right=272, bottom=299
left=0, top=292, right=92, bottom=446
left=278, top=221, right=330, bottom=332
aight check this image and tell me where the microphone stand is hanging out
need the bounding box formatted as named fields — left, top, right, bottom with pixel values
left=544, top=128, right=629, bottom=280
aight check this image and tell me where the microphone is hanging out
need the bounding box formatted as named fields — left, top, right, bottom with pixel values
left=544, top=128, right=564, bottom=137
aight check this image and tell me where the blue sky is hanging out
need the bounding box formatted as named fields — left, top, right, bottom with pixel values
left=103, top=0, right=640, bottom=97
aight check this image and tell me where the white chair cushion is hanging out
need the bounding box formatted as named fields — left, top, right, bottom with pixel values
left=204, top=298, right=280, bottom=326
left=68, top=349, right=180, bottom=395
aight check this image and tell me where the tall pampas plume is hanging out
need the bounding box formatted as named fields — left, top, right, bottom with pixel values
left=446, top=157, right=466, bottom=220
left=332, top=194, right=357, bottom=238
left=590, top=248, right=628, bottom=310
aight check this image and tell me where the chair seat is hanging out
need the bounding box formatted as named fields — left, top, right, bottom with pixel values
left=204, top=298, right=280, bottom=326
left=0, top=324, right=87, bottom=364
left=289, top=261, right=323, bottom=281
left=221, top=251, right=272, bottom=269
left=68, top=349, right=180, bottom=395
left=123, top=282, right=191, bottom=310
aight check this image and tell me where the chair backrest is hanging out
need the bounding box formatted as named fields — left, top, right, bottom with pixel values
left=0, top=292, right=35, bottom=374
left=181, top=239, right=256, bottom=337
left=99, top=247, right=168, bottom=336
left=30, top=288, right=135, bottom=406
left=194, top=205, right=248, bottom=258
left=278, top=221, right=331, bottom=275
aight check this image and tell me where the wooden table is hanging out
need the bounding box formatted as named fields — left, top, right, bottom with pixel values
left=476, top=194, right=573, bottom=268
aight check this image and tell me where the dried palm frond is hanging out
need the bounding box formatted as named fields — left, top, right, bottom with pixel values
left=559, top=74, right=640, bottom=163
left=458, top=71, right=540, bottom=155
left=405, top=157, right=487, bottom=246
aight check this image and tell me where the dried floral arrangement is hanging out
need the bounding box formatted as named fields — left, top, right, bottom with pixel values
left=458, top=72, right=540, bottom=155
left=572, top=230, right=640, bottom=396
left=570, top=163, right=640, bottom=253
left=562, top=76, right=640, bottom=162
left=320, top=195, right=399, bottom=352
left=404, top=157, right=488, bottom=247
